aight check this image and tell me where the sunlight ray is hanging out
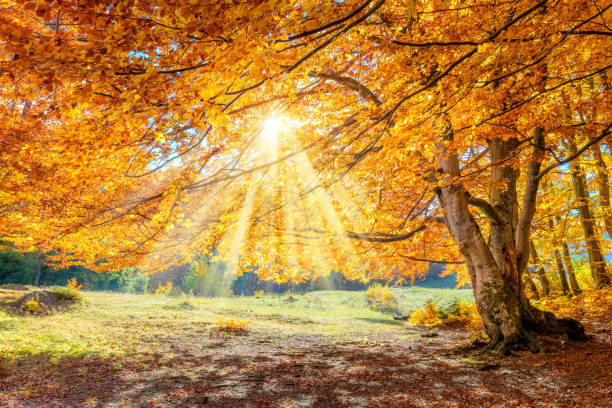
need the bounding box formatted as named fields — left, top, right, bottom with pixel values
left=221, top=174, right=259, bottom=277
left=293, top=152, right=363, bottom=274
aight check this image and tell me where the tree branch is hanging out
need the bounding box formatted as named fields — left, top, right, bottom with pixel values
left=399, top=254, right=465, bottom=264
left=286, top=0, right=374, bottom=41
left=346, top=224, right=426, bottom=243
left=311, top=72, right=382, bottom=105
left=466, top=193, right=503, bottom=225
left=537, top=123, right=612, bottom=181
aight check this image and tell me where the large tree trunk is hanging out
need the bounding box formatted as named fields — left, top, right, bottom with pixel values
left=567, top=138, right=611, bottom=287
left=529, top=240, right=550, bottom=296
left=435, top=128, right=585, bottom=353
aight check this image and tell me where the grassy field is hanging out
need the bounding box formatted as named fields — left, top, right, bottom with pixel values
left=1, top=287, right=610, bottom=408
left=0, top=287, right=473, bottom=363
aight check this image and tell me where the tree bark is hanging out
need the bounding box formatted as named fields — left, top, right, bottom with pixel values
left=549, top=219, right=571, bottom=295
left=529, top=240, right=550, bottom=296
left=524, top=269, right=540, bottom=300
left=435, top=128, right=584, bottom=353
left=553, top=246, right=571, bottom=295
left=590, top=142, right=612, bottom=239
left=562, top=240, right=581, bottom=294
left=584, top=80, right=612, bottom=239
left=567, top=138, right=611, bottom=287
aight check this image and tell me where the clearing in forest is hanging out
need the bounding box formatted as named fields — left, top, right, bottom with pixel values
left=0, top=289, right=610, bottom=408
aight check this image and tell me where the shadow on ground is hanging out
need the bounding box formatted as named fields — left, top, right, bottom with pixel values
left=0, top=353, right=123, bottom=407
left=1, top=330, right=610, bottom=408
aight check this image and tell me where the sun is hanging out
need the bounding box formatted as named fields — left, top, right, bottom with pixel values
left=260, top=115, right=285, bottom=149
left=262, top=116, right=284, bottom=136
left=259, top=114, right=305, bottom=154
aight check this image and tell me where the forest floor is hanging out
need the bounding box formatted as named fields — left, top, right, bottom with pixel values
left=0, top=289, right=610, bottom=407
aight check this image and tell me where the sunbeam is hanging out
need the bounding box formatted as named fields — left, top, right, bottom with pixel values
left=220, top=174, right=259, bottom=278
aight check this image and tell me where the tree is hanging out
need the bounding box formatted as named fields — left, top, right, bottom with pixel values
left=567, top=138, right=611, bottom=287
left=0, top=247, right=41, bottom=285
left=1, top=0, right=610, bottom=352
left=549, top=219, right=571, bottom=295
left=529, top=240, right=550, bottom=297
left=561, top=240, right=581, bottom=294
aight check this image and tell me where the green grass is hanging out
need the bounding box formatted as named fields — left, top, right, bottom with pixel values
left=0, top=287, right=473, bottom=364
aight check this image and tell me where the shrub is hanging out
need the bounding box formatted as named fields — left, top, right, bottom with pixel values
left=365, top=283, right=397, bottom=313
left=22, top=296, right=41, bottom=314
left=213, top=316, right=250, bottom=335
left=154, top=281, right=173, bottom=295
left=408, top=299, right=442, bottom=328
left=49, top=286, right=84, bottom=303
left=409, top=299, right=483, bottom=333
left=254, top=290, right=264, bottom=298
left=66, top=278, right=83, bottom=291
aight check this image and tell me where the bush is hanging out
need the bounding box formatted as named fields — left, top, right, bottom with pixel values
left=409, top=299, right=483, bottom=333
left=22, top=297, right=42, bottom=314
left=365, top=283, right=397, bottom=313
left=213, top=316, right=250, bottom=335
left=254, top=290, right=264, bottom=298
left=49, top=286, right=84, bottom=303
left=408, top=299, right=442, bottom=328
left=154, top=281, right=173, bottom=295
left=66, top=278, right=82, bottom=291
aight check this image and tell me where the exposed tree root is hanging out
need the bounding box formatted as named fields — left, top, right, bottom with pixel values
left=521, top=302, right=587, bottom=341
left=483, top=331, right=547, bottom=356
left=481, top=305, right=587, bottom=356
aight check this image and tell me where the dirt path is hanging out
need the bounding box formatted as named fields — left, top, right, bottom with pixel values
left=1, top=325, right=610, bottom=408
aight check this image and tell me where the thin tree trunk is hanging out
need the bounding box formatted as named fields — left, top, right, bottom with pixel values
left=584, top=80, right=612, bottom=239
left=524, top=270, right=540, bottom=300
left=33, top=264, right=42, bottom=287
left=530, top=240, right=550, bottom=296
left=553, top=246, right=571, bottom=295
left=562, top=240, right=581, bottom=294
left=549, top=219, right=571, bottom=295
left=567, top=138, right=611, bottom=287
left=590, top=142, right=612, bottom=239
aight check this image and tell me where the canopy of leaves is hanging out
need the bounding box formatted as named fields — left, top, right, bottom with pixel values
left=1, top=0, right=610, bottom=284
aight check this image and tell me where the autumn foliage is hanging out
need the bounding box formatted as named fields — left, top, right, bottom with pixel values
left=0, top=0, right=610, bottom=350
left=214, top=316, right=251, bottom=335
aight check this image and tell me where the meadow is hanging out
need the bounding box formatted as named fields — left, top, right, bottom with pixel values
left=1, top=287, right=610, bottom=407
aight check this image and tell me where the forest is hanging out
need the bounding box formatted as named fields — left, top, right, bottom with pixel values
left=0, top=0, right=611, bottom=407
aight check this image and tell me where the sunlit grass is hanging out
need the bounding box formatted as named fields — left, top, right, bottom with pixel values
left=0, top=288, right=474, bottom=365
